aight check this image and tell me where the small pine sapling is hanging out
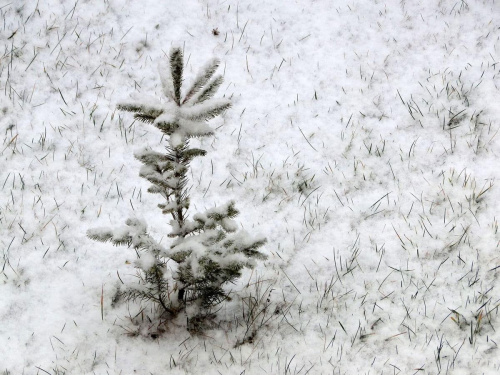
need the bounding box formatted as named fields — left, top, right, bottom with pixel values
left=88, top=47, right=267, bottom=325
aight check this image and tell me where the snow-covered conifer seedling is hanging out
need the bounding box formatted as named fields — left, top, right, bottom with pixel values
left=87, top=47, right=267, bottom=330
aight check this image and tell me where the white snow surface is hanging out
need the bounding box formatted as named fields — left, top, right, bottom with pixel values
left=1, top=0, right=500, bottom=374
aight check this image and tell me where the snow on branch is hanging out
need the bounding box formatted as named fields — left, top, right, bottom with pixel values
left=182, top=58, right=220, bottom=104
left=118, top=47, right=230, bottom=148
left=87, top=218, right=171, bottom=259
left=191, top=75, right=224, bottom=105
left=182, top=99, right=231, bottom=121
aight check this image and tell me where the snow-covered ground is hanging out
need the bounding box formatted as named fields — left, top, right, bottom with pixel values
left=2, top=0, right=500, bottom=373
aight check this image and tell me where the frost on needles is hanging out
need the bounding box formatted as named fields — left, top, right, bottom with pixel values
left=87, top=47, right=267, bottom=326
